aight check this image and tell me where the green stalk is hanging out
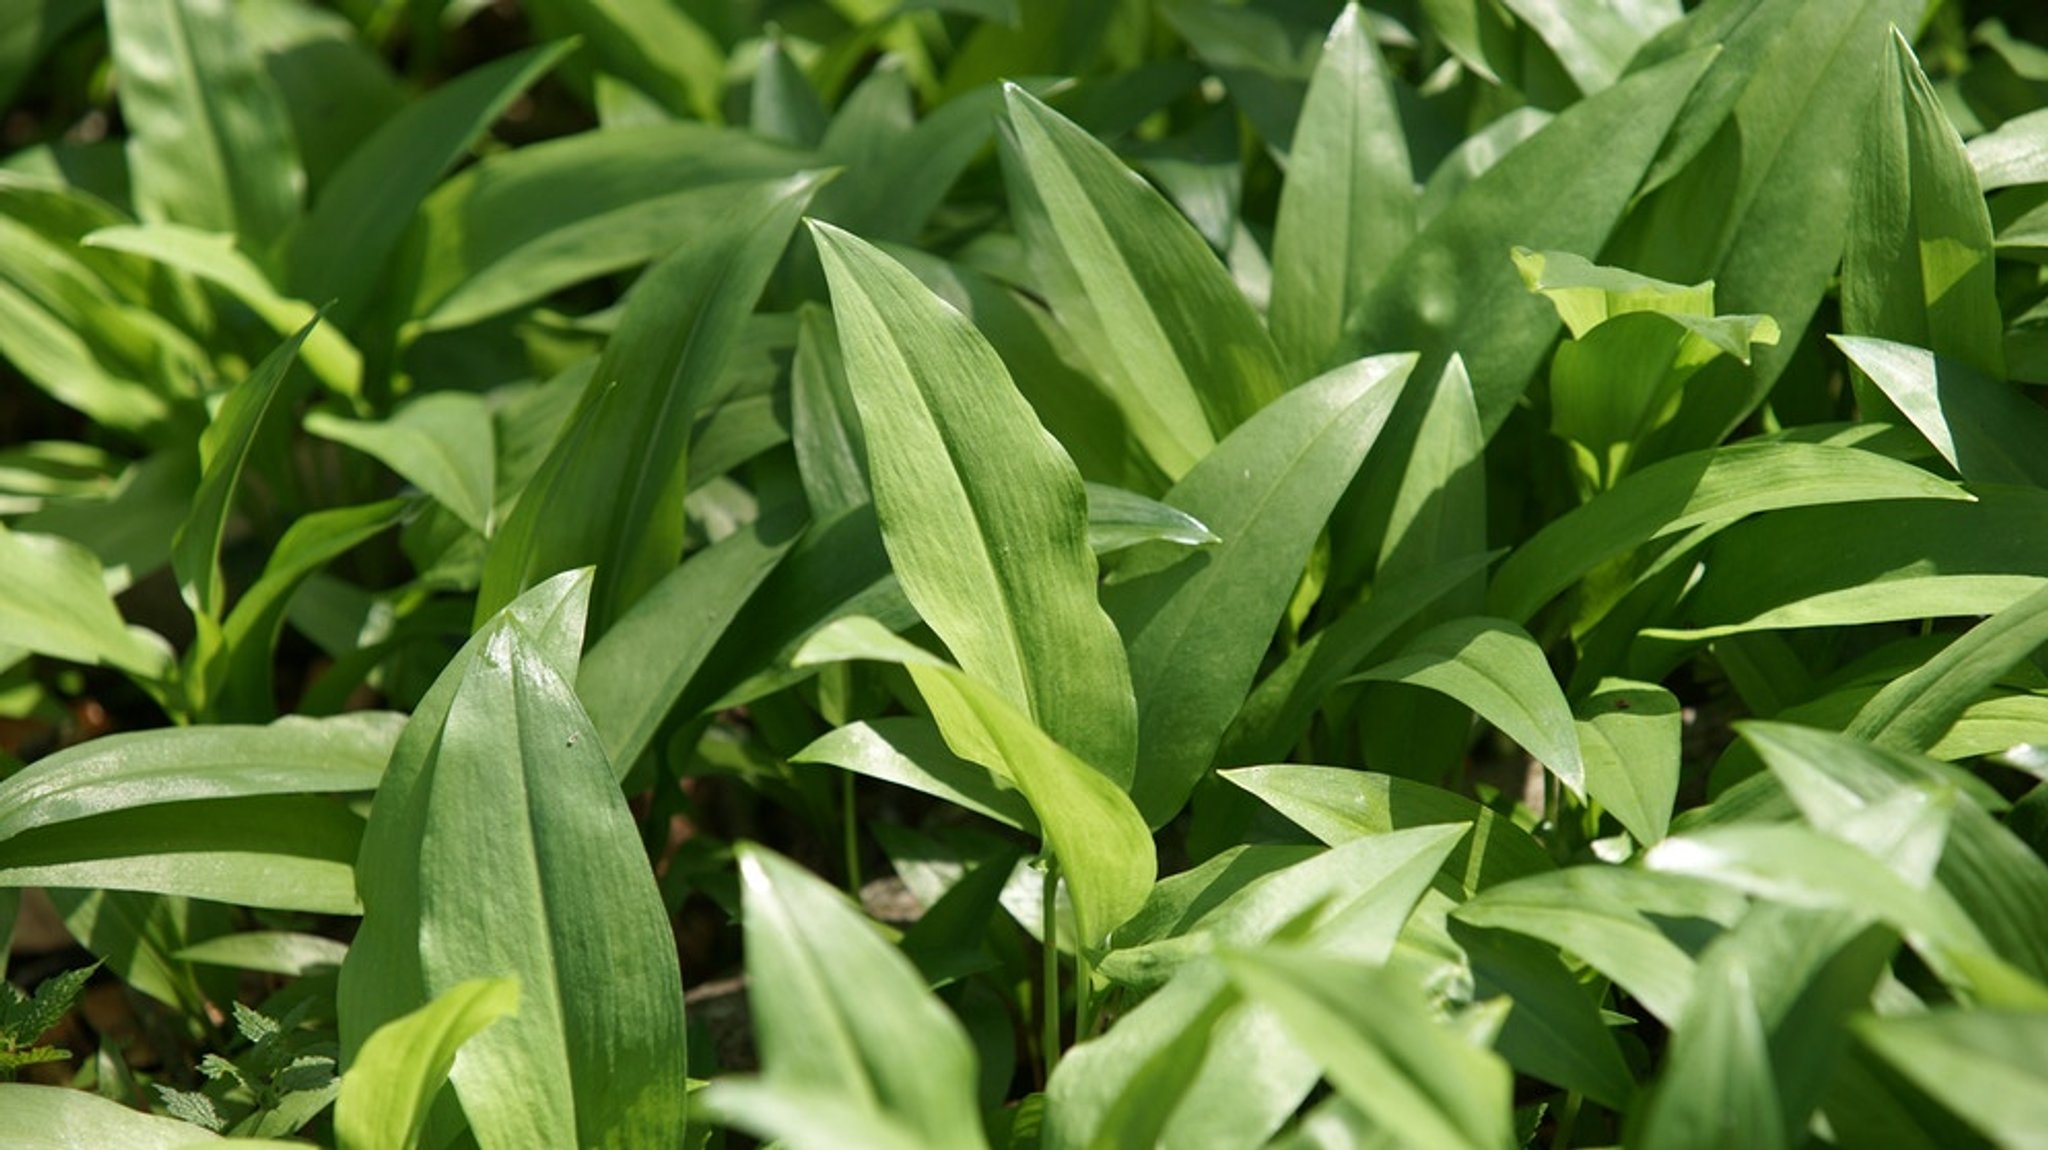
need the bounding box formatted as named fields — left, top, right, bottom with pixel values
left=1074, top=945, right=1097, bottom=1044
left=841, top=773, right=861, bottom=896
left=1041, top=859, right=1061, bottom=1078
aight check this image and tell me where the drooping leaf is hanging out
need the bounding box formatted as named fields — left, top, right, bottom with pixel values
left=1576, top=678, right=1682, bottom=843
left=1833, top=336, right=2048, bottom=488
left=306, top=397, right=495, bottom=534
left=334, top=978, right=520, bottom=1150
left=698, top=845, right=984, bottom=1150
left=794, top=717, right=1035, bottom=832
left=1854, top=1009, right=2048, bottom=1146
left=476, top=172, right=824, bottom=633
left=814, top=222, right=1137, bottom=785
left=105, top=0, right=302, bottom=254
left=339, top=571, right=688, bottom=1148
left=83, top=223, right=361, bottom=397
left=1108, top=354, right=1414, bottom=825
left=1002, top=84, right=1287, bottom=479
left=1268, top=3, right=1413, bottom=377
left=175, top=931, right=349, bottom=977
left=794, top=618, right=1155, bottom=950
left=0, top=522, right=167, bottom=676
left=1223, top=765, right=1552, bottom=898
left=1354, top=616, right=1585, bottom=798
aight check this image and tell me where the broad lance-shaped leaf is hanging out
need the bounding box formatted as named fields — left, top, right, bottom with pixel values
left=1650, top=489, right=2048, bottom=641
left=1487, top=440, right=1970, bottom=624
left=1841, top=30, right=2004, bottom=380
left=1353, top=616, right=1585, bottom=798
left=288, top=42, right=572, bottom=327
left=83, top=223, right=362, bottom=397
left=476, top=172, right=825, bottom=634
left=105, top=0, right=302, bottom=255
left=406, top=124, right=810, bottom=333
left=173, top=315, right=320, bottom=625
left=698, top=845, right=985, bottom=1150
left=0, top=522, right=166, bottom=677
left=1002, top=83, right=1286, bottom=479
left=1108, top=353, right=1414, bottom=826
left=813, top=223, right=1137, bottom=785
left=795, top=618, right=1154, bottom=950
left=1222, top=949, right=1518, bottom=1150
left=339, top=572, right=687, bottom=1149
left=1268, top=3, right=1413, bottom=376
left=306, top=396, right=496, bottom=535
left=335, top=978, right=520, bottom=1150
left=1848, top=581, right=2048, bottom=753
left=0, top=1083, right=261, bottom=1148
left=1576, top=678, right=1681, bottom=844
left=1833, top=337, right=2048, bottom=489
left=1611, top=0, right=1921, bottom=457
left=1336, top=44, right=1713, bottom=432
left=1854, top=1009, right=2048, bottom=1147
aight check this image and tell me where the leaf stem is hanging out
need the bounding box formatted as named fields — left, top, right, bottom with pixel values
left=1074, top=945, right=1097, bottom=1044
left=1041, top=859, right=1061, bottom=1079
left=841, top=772, right=861, bottom=896
left=1551, top=1090, right=1583, bottom=1149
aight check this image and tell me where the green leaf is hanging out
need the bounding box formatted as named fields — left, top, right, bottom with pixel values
left=339, top=571, right=687, bottom=1148
left=335, top=978, right=520, bottom=1150
left=1833, top=336, right=2048, bottom=488
left=1337, top=44, right=1713, bottom=432
left=1107, top=353, right=1414, bottom=825
left=1222, top=948, right=1517, bottom=1150
left=406, top=125, right=808, bottom=332
left=0, top=711, right=398, bottom=841
left=175, top=931, right=348, bottom=977
left=0, top=0, right=96, bottom=109
left=1854, top=1009, right=2048, bottom=1146
left=172, top=315, right=319, bottom=623
left=1966, top=106, right=2048, bottom=190
left=1223, top=765, right=1552, bottom=899
left=524, top=0, right=722, bottom=122
left=1355, top=617, right=1585, bottom=798
left=0, top=793, right=365, bottom=913
left=1576, top=678, right=1681, bottom=843
left=699, top=844, right=984, bottom=1149
left=1044, top=963, right=1250, bottom=1150
left=1101, top=827, right=1464, bottom=990
left=0, top=960, right=97, bottom=1047
left=307, top=396, right=495, bottom=534
left=82, top=223, right=361, bottom=397
left=1840, top=30, right=2003, bottom=378
left=1083, top=484, right=1217, bottom=554
left=813, top=222, right=1137, bottom=785
left=0, top=1082, right=236, bottom=1148
left=1222, top=552, right=1495, bottom=766
left=0, top=521, right=167, bottom=676
left=1631, top=932, right=1787, bottom=1150
left=287, top=41, right=572, bottom=327
left=794, top=717, right=1036, bottom=832
left=795, top=618, right=1155, bottom=950
left=1268, top=3, right=1413, bottom=376
left=1498, top=0, right=1680, bottom=95
left=697, top=1080, right=931, bottom=1150
left=477, top=172, right=823, bottom=634
left=1450, top=925, right=1636, bottom=1109
left=1846, top=583, right=2048, bottom=754
left=1739, top=723, right=2048, bottom=985
left=1001, top=83, right=1287, bottom=479
left=789, top=303, right=870, bottom=520
left=105, top=0, right=301, bottom=254
left=749, top=30, right=826, bottom=147
left=212, top=499, right=410, bottom=721
left=1453, top=866, right=1746, bottom=1027
left=1487, top=441, right=1970, bottom=623
left=577, top=519, right=796, bottom=776
left=1652, top=488, right=2048, bottom=642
